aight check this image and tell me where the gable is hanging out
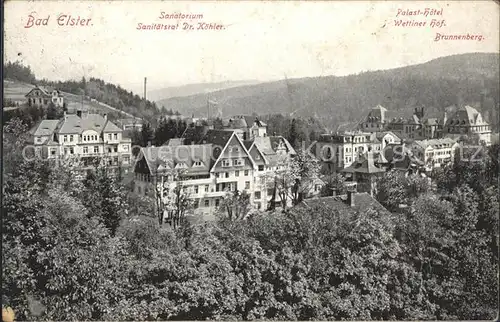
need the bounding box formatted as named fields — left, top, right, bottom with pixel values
left=248, top=144, right=266, bottom=165
left=212, top=133, right=255, bottom=171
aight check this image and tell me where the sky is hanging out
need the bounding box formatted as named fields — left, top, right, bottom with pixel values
left=4, top=0, right=499, bottom=95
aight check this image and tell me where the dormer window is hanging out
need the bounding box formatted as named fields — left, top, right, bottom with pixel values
left=193, top=161, right=203, bottom=167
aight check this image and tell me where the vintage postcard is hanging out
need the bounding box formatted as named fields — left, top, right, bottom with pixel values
left=2, top=0, right=499, bottom=321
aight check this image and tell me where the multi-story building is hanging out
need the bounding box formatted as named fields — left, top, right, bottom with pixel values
left=359, top=105, right=388, bottom=132
left=31, top=110, right=132, bottom=172
left=442, top=105, right=492, bottom=145
left=132, top=128, right=296, bottom=220
left=362, top=104, right=492, bottom=144
left=25, top=85, right=64, bottom=108
left=341, top=151, right=386, bottom=196
left=244, top=135, right=297, bottom=210
left=314, top=131, right=382, bottom=172
left=409, top=138, right=460, bottom=171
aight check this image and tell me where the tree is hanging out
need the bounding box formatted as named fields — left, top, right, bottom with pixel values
left=376, top=170, right=429, bottom=212
left=289, top=150, right=321, bottom=204
left=217, top=190, right=251, bottom=221
left=46, top=102, right=63, bottom=120
left=320, top=173, right=348, bottom=197
left=81, top=167, right=129, bottom=236
left=139, top=122, right=154, bottom=147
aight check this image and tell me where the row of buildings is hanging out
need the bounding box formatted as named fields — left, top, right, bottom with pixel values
left=29, top=100, right=494, bottom=222
left=360, top=104, right=492, bottom=144
left=133, top=117, right=299, bottom=220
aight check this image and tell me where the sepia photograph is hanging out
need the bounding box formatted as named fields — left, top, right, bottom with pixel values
left=2, top=0, right=499, bottom=320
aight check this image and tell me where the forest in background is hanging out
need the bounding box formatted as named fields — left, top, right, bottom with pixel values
left=156, top=53, right=500, bottom=131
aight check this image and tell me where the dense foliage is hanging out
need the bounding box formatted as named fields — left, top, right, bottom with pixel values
left=2, top=117, right=498, bottom=320
left=3, top=61, right=37, bottom=83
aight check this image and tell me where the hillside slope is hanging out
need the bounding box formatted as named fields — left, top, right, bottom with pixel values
left=149, top=80, right=261, bottom=102
left=157, top=53, right=499, bottom=130
left=3, top=80, right=137, bottom=120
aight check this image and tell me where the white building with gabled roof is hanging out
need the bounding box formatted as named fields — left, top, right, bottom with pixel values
left=31, top=110, right=132, bottom=171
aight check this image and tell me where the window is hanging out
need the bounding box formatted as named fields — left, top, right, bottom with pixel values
left=114, top=146, right=118, bottom=153
left=244, top=170, right=249, bottom=176
left=233, top=159, right=242, bottom=166
left=225, top=172, right=229, bottom=178
left=123, top=156, right=130, bottom=164
left=114, top=133, right=118, bottom=140
left=70, top=147, right=74, bottom=154
left=50, top=148, right=56, bottom=155
left=258, top=165, right=264, bottom=171
left=123, top=145, right=129, bottom=151
left=193, top=161, right=203, bottom=167
left=108, top=134, right=112, bottom=141
left=70, top=135, right=73, bottom=142
left=194, top=186, right=199, bottom=194
left=205, top=185, right=209, bottom=192
left=215, top=173, right=220, bottom=178
left=222, top=160, right=230, bottom=167
left=193, top=200, right=199, bottom=209
left=234, top=147, right=239, bottom=152
left=245, top=181, right=250, bottom=189
left=215, top=199, right=220, bottom=207
left=94, top=146, right=99, bottom=153
left=63, top=135, right=67, bottom=142
left=255, top=191, right=261, bottom=200
left=83, top=147, right=88, bottom=154
left=64, top=148, right=68, bottom=155
left=235, top=170, right=240, bottom=177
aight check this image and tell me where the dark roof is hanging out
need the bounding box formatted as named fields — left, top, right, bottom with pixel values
left=204, top=129, right=235, bottom=148
left=252, top=136, right=296, bottom=166
left=301, top=192, right=389, bottom=215
left=140, top=144, right=214, bottom=176
left=342, top=151, right=386, bottom=174
left=381, top=144, right=424, bottom=169
left=32, top=119, right=60, bottom=136
left=58, top=113, right=121, bottom=134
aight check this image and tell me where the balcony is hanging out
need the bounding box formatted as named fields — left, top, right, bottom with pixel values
left=202, top=190, right=228, bottom=198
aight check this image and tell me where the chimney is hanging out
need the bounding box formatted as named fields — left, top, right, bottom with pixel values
left=104, top=113, right=107, bottom=120
left=144, top=77, right=147, bottom=100
left=76, top=110, right=82, bottom=118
